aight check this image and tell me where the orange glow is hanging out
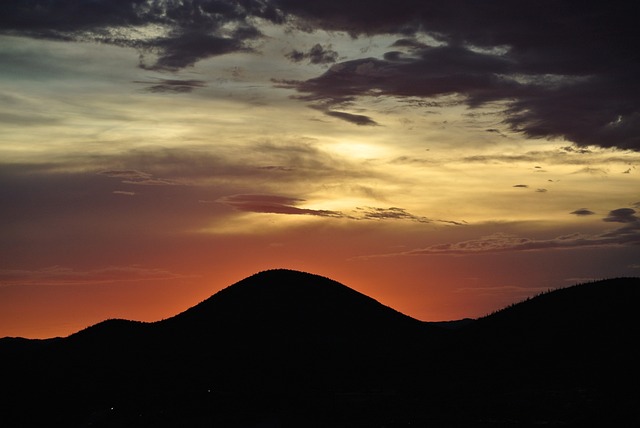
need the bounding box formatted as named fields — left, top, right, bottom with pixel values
left=1, top=9, right=639, bottom=339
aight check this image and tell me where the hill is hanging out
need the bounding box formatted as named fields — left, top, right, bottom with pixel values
left=1, top=271, right=639, bottom=427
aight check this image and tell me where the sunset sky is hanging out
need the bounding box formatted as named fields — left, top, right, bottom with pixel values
left=1, top=0, right=639, bottom=338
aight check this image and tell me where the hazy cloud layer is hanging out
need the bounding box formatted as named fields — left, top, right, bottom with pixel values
left=216, top=195, right=468, bottom=226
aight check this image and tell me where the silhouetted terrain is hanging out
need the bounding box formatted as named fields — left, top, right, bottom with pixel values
left=1, top=270, right=639, bottom=427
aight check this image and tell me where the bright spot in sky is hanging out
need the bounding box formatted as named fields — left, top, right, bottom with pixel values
left=328, top=141, right=388, bottom=159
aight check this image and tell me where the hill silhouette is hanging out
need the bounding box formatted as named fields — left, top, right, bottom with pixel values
left=1, top=270, right=639, bottom=427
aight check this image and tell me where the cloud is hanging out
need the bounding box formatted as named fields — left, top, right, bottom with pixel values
left=285, top=44, right=639, bottom=150
left=365, top=226, right=640, bottom=258
left=286, top=43, right=339, bottom=64
left=355, top=206, right=430, bottom=223
left=272, top=1, right=640, bottom=150
left=324, top=110, right=379, bottom=126
left=134, top=78, right=207, bottom=93
left=570, top=208, right=595, bottom=216
left=216, top=196, right=466, bottom=225
left=357, top=205, right=640, bottom=258
left=603, top=208, right=639, bottom=223
left=352, top=206, right=465, bottom=225
left=98, top=169, right=182, bottom=186
left=513, top=184, right=528, bottom=188
left=0, top=0, right=281, bottom=70
left=0, top=265, right=191, bottom=287
left=141, top=30, right=253, bottom=71
left=217, top=194, right=345, bottom=217
left=4, top=1, right=639, bottom=149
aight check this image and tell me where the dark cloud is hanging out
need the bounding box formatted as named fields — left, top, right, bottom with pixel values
left=324, top=110, right=378, bottom=126
left=4, top=1, right=639, bottom=149
left=286, top=43, right=338, bottom=64
left=357, top=203, right=640, bottom=258
left=356, top=206, right=430, bottom=223
left=272, top=0, right=640, bottom=150
left=353, top=206, right=465, bottom=225
left=561, top=146, right=593, bottom=155
left=603, top=208, right=639, bottom=224
left=285, top=47, right=515, bottom=104
left=285, top=43, right=639, bottom=149
left=140, top=30, right=251, bottom=71
left=513, top=184, right=528, bottom=188
left=217, top=194, right=344, bottom=217
left=570, top=208, right=595, bottom=216
left=0, top=0, right=281, bottom=70
left=134, top=78, right=207, bottom=93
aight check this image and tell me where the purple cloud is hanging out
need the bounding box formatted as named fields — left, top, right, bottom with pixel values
left=217, top=194, right=345, bottom=217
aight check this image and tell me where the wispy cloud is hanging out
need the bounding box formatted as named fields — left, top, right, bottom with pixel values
left=354, top=206, right=465, bottom=225
left=357, top=207, right=640, bottom=258
left=323, top=110, right=379, bottom=126
left=276, top=1, right=639, bottom=151
left=134, top=78, right=207, bottom=93
left=2, top=1, right=639, bottom=149
left=217, top=194, right=345, bottom=217
left=286, top=43, right=339, bottom=64
left=0, top=265, right=193, bottom=287
left=361, top=229, right=640, bottom=258
left=355, top=206, right=430, bottom=223
left=98, top=170, right=183, bottom=186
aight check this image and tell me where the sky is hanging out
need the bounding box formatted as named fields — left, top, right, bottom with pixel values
left=1, top=0, right=639, bottom=338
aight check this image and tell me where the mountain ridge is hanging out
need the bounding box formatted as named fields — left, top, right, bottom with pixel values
left=1, top=270, right=639, bottom=427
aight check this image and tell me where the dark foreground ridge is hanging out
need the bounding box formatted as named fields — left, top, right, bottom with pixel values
left=1, top=270, right=639, bottom=427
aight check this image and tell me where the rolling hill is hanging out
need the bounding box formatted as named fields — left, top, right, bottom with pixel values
left=1, top=270, right=639, bottom=427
